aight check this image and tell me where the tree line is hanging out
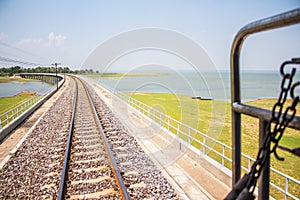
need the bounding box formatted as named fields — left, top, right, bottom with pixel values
left=0, top=66, right=99, bottom=76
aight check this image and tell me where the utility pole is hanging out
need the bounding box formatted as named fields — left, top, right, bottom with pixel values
left=52, top=62, right=61, bottom=91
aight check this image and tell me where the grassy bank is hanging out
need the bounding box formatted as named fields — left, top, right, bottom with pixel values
left=130, top=92, right=300, bottom=198
left=0, top=91, right=36, bottom=115
left=0, top=76, right=32, bottom=83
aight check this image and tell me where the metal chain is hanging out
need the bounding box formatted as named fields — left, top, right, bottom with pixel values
left=224, top=59, right=299, bottom=200
left=246, top=63, right=299, bottom=194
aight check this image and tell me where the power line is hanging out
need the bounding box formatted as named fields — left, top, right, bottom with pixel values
left=0, top=41, right=49, bottom=62
left=0, top=55, right=45, bottom=66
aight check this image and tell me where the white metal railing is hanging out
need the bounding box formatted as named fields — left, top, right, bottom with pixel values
left=0, top=86, right=56, bottom=130
left=0, top=95, right=41, bottom=129
left=98, top=83, right=300, bottom=200
left=0, top=74, right=65, bottom=134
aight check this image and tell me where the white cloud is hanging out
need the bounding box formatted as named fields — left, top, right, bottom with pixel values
left=16, top=32, right=67, bottom=48
left=0, top=32, right=8, bottom=41
left=47, top=32, right=66, bottom=47
left=48, top=32, right=55, bottom=42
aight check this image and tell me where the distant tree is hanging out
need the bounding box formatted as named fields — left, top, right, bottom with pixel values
left=63, top=67, right=71, bottom=73
left=0, top=65, right=77, bottom=76
left=8, top=66, right=21, bottom=76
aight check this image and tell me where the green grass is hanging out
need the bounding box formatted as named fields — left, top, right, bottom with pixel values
left=129, top=92, right=300, bottom=198
left=0, top=91, right=37, bottom=115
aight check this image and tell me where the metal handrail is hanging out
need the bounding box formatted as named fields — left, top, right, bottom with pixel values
left=0, top=95, right=42, bottom=127
left=230, top=8, right=300, bottom=199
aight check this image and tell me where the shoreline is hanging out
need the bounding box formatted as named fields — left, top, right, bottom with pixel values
left=0, top=90, right=38, bottom=99
left=0, top=78, right=52, bottom=98
left=0, top=76, right=34, bottom=83
left=0, top=90, right=37, bottom=97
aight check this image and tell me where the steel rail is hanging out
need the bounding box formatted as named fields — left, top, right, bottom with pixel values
left=57, top=76, right=78, bottom=200
left=80, top=78, right=130, bottom=200
left=58, top=76, right=129, bottom=199
left=230, top=8, right=300, bottom=200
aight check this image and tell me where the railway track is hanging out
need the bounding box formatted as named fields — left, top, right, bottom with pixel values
left=0, top=75, right=178, bottom=199
left=58, top=77, right=129, bottom=199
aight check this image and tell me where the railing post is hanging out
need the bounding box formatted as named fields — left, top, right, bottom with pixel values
left=284, top=177, right=288, bottom=200
left=159, top=113, right=162, bottom=125
left=231, top=62, right=242, bottom=185
left=203, top=136, right=206, bottom=154
left=188, top=127, right=191, bottom=144
left=248, top=158, right=251, bottom=172
left=258, top=119, right=270, bottom=200
left=222, top=145, right=225, bottom=166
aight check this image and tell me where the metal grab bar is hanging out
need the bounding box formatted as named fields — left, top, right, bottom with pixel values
left=230, top=8, right=300, bottom=200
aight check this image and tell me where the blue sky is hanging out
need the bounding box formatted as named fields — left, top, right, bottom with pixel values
left=0, top=0, right=299, bottom=71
